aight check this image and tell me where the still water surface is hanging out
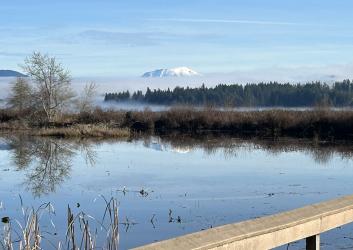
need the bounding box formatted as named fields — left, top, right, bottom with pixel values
left=0, top=135, right=353, bottom=249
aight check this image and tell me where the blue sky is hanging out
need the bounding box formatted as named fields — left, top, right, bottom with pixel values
left=1, top=0, right=353, bottom=77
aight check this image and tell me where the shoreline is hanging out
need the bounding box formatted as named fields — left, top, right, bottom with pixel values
left=1, top=108, right=353, bottom=140
left=0, top=123, right=131, bottom=138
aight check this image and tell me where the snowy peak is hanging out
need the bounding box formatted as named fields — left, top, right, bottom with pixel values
left=167, top=67, right=200, bottom=77
left=142, top=67, right=200, bottom=77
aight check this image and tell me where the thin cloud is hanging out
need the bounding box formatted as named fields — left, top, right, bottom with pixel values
left=72, top=29, right=223, bottom=46
left=78, top=30, right=159, bottom=46
left=148, top=18, right=310, bottom=26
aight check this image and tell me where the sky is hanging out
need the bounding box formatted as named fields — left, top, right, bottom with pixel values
left=1, top=0, right=353, bottom=77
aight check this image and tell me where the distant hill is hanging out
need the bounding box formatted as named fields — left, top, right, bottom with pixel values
left=0, top=70, right=27, bottom=77
left=142, top=67, right=200, bottom=77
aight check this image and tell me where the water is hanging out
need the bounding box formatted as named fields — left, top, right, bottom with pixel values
left=0, top=135, right=353, bottom=249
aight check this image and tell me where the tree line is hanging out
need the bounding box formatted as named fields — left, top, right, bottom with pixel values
left=105, top=81, right=353, bottom=107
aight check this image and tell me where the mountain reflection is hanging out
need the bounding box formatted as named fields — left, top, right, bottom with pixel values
left=3, top=135, right=353, bottom=197
left=6, top=136, right=97, bottom=197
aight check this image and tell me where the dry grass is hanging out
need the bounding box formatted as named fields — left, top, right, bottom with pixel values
left=2, top=107, right=353, bottom=139
left=2, top=197, right=119, bottom=250
left=34, top=124, right=130, bottom=138
left=0, top=121, right=30, bottom=131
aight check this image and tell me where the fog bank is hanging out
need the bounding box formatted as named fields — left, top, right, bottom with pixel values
left=1, top=63, right=353, bottom=109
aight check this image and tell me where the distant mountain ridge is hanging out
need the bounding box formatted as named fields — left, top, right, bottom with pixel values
left=0, top=70, right=27, bottom=77
left=142, top=67, right=200, bottom=77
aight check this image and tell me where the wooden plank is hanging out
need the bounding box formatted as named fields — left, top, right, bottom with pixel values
left=133, top=195, right=353, bottom=250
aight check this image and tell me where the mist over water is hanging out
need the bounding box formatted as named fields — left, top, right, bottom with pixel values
left=1, top=64, right=353, bottom=110
left=3, top=63, right=353, bottom=99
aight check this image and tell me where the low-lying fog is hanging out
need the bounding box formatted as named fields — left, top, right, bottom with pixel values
left=1, top=65, right=353, bottom=111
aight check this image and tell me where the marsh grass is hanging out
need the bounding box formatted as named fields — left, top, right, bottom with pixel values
left=1, top=197, right=119, bottom=250
left=34, top=124, right=130, bottom=138
left=2, top=107, right=353, bottom=139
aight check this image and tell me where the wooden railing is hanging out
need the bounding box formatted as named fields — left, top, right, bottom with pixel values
left=134, top=194, right=353, bottom=250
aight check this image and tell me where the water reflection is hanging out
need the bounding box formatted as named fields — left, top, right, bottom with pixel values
left=7, top=136, right=73, bottom=197
left=4, top=136, right=98, bottom=197
left=142, top=135, right=353, bottom=164
left=2, top=134, right=353, bottom=249
left=2, top=135, right=353, bottom=197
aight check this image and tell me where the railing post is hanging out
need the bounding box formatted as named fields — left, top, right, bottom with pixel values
left=306, top=234, right=320, bottom=250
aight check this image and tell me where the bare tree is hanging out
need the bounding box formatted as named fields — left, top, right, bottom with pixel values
left=77, top=81, right=98, bottom=113
left=7, top=77, right=34, bottom=113
left=21, top=52, right=75, bottom=122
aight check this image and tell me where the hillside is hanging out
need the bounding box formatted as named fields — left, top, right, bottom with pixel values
left=0, top=70, right=26, bottom=77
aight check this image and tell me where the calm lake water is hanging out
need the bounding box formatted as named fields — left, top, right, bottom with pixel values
left=0, top=135, right=353, bottom=249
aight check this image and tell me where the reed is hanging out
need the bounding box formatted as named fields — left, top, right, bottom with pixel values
left=1, top=197, right=119, bottom=250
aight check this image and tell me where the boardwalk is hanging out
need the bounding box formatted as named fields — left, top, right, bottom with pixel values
left=134, top=195, right=353, bottom=250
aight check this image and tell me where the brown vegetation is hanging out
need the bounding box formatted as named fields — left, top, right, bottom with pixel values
left=1, top=107, right=353, bottom=140
left=34, top=124, right=130, bottom=138
left=2, top=197, right=119, bottom=250
left=122, top=107, right=353, bottom=140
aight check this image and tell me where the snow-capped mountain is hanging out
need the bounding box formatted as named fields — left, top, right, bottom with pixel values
left=142, top=67, right=200, bottom=77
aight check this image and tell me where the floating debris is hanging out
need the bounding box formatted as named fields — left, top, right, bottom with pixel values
left=139, top=188, right=148, bottom=197
left=150, top=214, right=156, bottom=228
left=120, top=216, right=137, bottom=232
left=117, top=187, right=150, bottom=197
left=1, top=217, right=9, bottom=223
left=176, top=216, right=182, bottom=223
left=168, top=209, right=182, bottom=224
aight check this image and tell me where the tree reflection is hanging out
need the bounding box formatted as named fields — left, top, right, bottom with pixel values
left=5, top=134, right=353, bottom=198
left=143, top=135, right=353, bottom=164
left=7, top=136, right=97, bottom=197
